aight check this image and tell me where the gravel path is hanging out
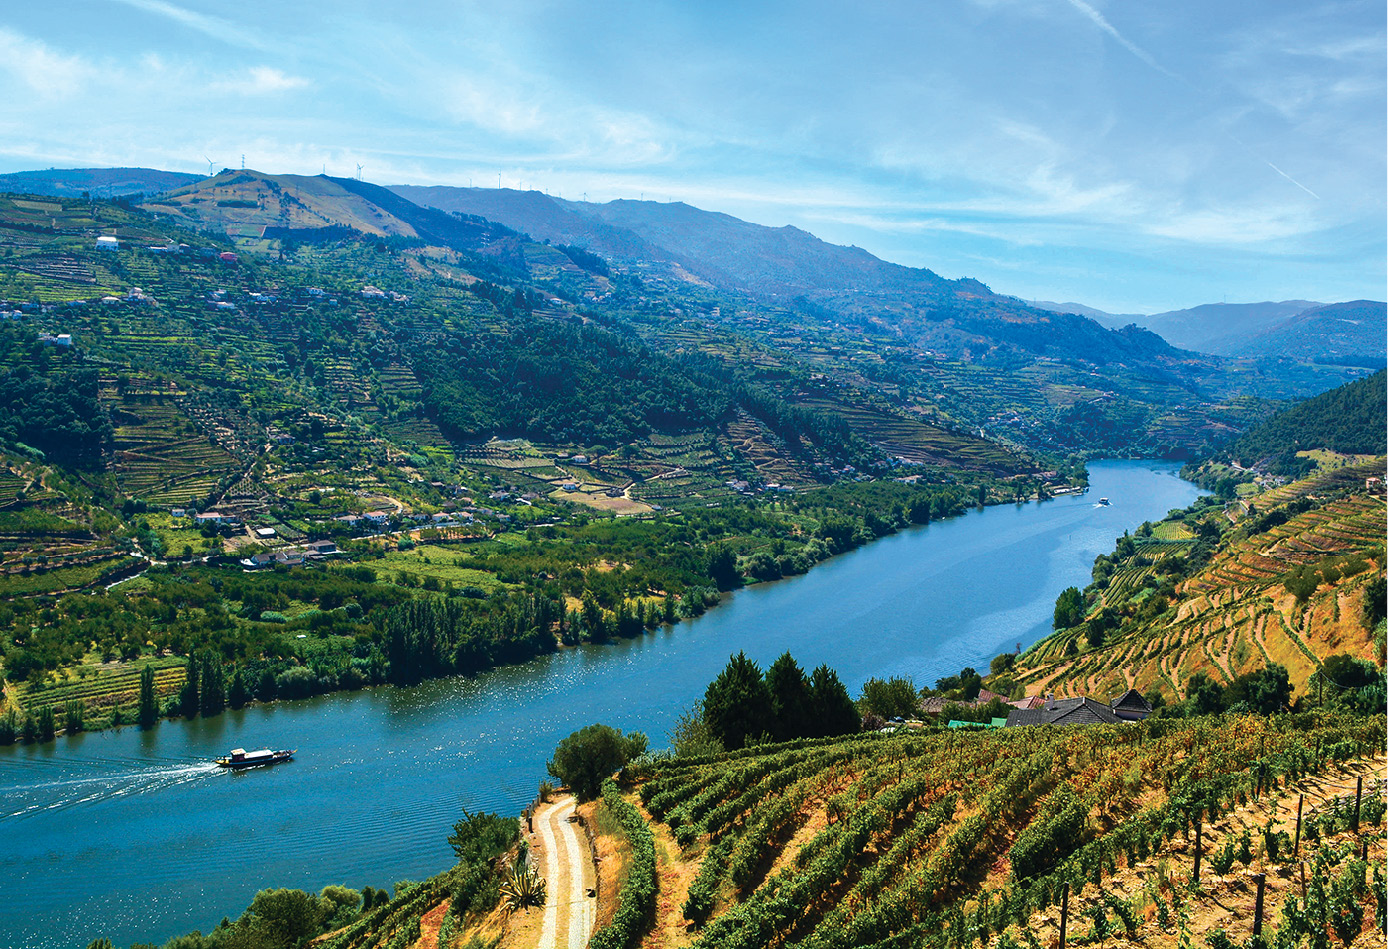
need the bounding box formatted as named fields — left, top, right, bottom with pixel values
left=534, top=796, right=595, bottom=949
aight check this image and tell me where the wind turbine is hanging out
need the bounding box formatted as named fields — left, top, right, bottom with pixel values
left=204, top=157, right=217, bottom=177
left=356, top=163, right=364, bottom=181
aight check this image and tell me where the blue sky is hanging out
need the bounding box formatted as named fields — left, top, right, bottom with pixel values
left=1, top=0, right=1383, bottom=313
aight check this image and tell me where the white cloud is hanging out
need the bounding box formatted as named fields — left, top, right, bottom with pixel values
left=215, top=66, right=310, bottom=95
left=0, top=28, right=93, bottom=99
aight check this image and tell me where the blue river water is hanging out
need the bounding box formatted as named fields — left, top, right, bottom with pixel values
left=0, top=460, right=1202, bottom=949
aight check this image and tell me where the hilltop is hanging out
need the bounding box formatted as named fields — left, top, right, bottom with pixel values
left=0, top=167, right=201, bottom=200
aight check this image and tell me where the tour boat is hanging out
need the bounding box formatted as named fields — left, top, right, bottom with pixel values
left=215, top=747, right=295, bottom=769
left=1097, top=497, right=1110, bottom=506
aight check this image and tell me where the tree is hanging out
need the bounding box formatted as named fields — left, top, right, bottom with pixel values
left=178, top=657, right=200, bottom=718
left=766, top=652, right=812, bottom=740
left=958, top=667, right=983, bottom=702
left=1053, top=586, right=1085, bottom=629
left=858, top=676, right=920, bottom=719
left=1184, top=672, right=1225, bottom=716
left=808, top=664, right=860, bottom=738
left=228, top=666, right=250, bottom=710
left=199, top=652, right=225, bottom=717
left=1224, top=663, right=1292, bottom=714
left=669, top=701, right=723, bottom=757
left=448, top=808, right=519, bottom=865
left=546, top=724, right=646, bottom=801
left=1363, top=575, right=1386, bottom=627
left=707, top=544, right=741, bottom=591
left=138, top=664, right=157, bottom=728
left=703, top=652, right=773, bottom=750
left=239, top=887, right=327, bottom=949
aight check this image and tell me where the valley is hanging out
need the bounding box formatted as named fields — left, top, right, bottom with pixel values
left=0, top=171, right=1380, bottom=949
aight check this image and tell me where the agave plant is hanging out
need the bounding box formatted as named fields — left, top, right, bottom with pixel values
left=500, top=862, right=547, bottom=913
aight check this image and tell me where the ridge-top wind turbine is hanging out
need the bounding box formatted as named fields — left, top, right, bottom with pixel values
left=356, top=163, right=364, bottom=181
left=204, top=157, right=217, bottom=177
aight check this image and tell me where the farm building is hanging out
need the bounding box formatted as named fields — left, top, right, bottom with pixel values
left=96, top=235, right=119, bottom=251
left=1005, top=690, right=1152, bottom=727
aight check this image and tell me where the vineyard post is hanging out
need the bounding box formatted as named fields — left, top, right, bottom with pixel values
left=1361, top=837, right=1369, bottom=861
left=1352, top=776, right=1362, bottom=833
left=1293, top=794, right=1303, bottom=856
left=1252, top=872, right=1266, bottom=937
left=1299, top=861, right=1307, bottom=899
left=1059, top=882, right=1069, bottom=949
left=1192, top=819, right=1202, bottom=885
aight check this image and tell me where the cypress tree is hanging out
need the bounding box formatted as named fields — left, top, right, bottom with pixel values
left=228, top=666, right=250, bottom=709
left=36, top=705, right=56, bottom=742
left=199, top=652, right=225, bottom=717
left=766, top=651, right=812, bottom=741
left=808, top=664, right=860, bottom=738
left=138, top=664, right=158, bottom=728
left=703, top=651, right=773, bottom=750
left=178, top=657, right=199, bottom=719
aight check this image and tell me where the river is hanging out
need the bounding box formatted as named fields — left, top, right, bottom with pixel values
left=0, top=460, right=1202, bottom=949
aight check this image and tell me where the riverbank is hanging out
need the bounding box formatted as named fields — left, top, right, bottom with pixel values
left=1, top=472, right=1082, bottom=746
left=0, top=461, right=1197, bottom=949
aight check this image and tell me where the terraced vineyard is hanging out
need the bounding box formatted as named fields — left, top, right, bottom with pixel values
left=106, top=391, right=241, bottom=505
left=12, top=655, right=186, bottom=720
left=1016, top=461, right=1385, bottom=702
left=611, top=713, right=1383, bottom=949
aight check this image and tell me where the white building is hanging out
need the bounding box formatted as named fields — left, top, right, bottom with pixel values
left=96, top=236, right=119, bottom=251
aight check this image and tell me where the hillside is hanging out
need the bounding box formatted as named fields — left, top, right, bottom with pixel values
left=603, top=716, right=1383, bottom=949
left=1186, top=369, right=1387, bottom=485
left=0, top=188, right=1057, bottom=740
left=1010, top=459, right=1385, bottom=705
left=1217, top=370, right=1387, bottom=466
left=1213, top=301, right=1387, bottom=366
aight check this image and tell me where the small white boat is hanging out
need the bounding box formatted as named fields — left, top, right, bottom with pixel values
left=1097, top=497, right=1110, bottom=506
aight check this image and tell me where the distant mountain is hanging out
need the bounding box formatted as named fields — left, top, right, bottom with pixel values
left=1031, top=299, right=1325, bottom=352
left=1210, top=300, right=1386, bottom=366
left=1026, top=300, right=1139, bottom=324
left=392, top=187, right=980, bottom=301
left=140, top=170, right=527, bottom=268
left=1139, top=301, right=1324, bottom=353
left=390, top=185, right=1211, bottom=373
left=0, top=167, right=200, bottom=199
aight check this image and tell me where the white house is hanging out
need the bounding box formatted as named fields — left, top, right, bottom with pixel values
left=96, top=236, right=119, bottom=251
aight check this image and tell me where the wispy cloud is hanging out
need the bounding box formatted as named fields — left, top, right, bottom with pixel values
left=107, top=0, right=270, bottom=50
left=1264, top=161, right=1320, bottom=199
left=0, top=28, right=93, bottom=98
left=1063, top=0, right=1179, bottom=80
left=215, top=66, right=309, bottom=95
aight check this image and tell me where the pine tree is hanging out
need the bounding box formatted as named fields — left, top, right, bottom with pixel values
left=138, top=664, right=158, bottom=728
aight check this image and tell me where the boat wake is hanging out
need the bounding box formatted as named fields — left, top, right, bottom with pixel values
left=0, top=757, right=222, bottom=820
